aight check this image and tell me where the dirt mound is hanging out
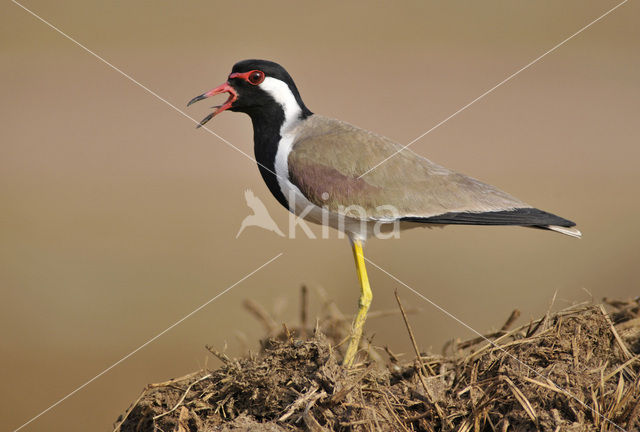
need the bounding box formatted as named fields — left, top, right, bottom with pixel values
left=114, top=296, right=640, bottom=431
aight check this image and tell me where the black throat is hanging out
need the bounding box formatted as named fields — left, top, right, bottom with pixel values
left=245, top=103, right=313, bottom=211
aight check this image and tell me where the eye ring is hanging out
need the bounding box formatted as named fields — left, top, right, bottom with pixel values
left=247, top=70, right=265, bottom=85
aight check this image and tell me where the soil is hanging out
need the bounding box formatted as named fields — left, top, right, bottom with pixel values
left=114, top=294, right=640, bottom=431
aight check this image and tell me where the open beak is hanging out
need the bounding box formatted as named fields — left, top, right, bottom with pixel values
left=187, top=82, right=238, bottom=128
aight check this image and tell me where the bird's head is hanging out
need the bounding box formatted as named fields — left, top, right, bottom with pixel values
left=187, top=59, right=312, bottom=128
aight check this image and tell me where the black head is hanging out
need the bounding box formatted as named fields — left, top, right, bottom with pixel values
left=187, top=59, right=312, bottom=128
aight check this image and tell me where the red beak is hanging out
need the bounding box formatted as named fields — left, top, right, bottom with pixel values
left=187, top=82, right=238, bottom=128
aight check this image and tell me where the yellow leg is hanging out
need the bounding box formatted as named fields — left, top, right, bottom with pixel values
left=343, top=239, right=372, bottom=367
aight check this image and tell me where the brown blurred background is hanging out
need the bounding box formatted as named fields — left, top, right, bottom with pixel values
left=1, top=1, right=638, bottom=430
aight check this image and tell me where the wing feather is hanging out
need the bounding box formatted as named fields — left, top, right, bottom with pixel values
left=288, top=115, right=529, bottom=221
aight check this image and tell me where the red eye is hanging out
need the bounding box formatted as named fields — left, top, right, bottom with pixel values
left=248, top=70, right=265, bottom=85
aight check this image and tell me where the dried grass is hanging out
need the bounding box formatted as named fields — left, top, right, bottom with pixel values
left=114, top=294, right=640, bottom=431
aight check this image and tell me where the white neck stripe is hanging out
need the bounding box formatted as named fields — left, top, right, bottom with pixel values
left=259, top=77, right=302, bottom=135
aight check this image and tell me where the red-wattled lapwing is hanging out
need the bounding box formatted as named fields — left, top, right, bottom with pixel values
left=188, top=59, right=580, bottom=367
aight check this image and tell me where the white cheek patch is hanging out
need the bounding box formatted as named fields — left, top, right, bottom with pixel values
left=259, top=77, right=302, bottom=134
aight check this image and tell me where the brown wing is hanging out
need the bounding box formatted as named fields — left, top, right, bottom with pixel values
left=287, top=115, right=529, bottom=221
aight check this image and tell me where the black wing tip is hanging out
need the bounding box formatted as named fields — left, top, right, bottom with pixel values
left=403, top=208, right=576, bottom=227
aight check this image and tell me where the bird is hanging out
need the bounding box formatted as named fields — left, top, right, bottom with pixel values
left=188, top=59, right=580, bottom=367
left=236, top=189, right=285, bottom=238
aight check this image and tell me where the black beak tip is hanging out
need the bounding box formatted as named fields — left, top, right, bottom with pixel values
left=187, top=94, right=207, bottom=107
left=196, top=112, right=215, bottom=128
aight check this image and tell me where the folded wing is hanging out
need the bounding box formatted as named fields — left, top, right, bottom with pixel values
left=287, top=115, right=577, bottom=234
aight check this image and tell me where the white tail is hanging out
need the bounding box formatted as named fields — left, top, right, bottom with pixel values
left=547, top=225, right=582, bottom=238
